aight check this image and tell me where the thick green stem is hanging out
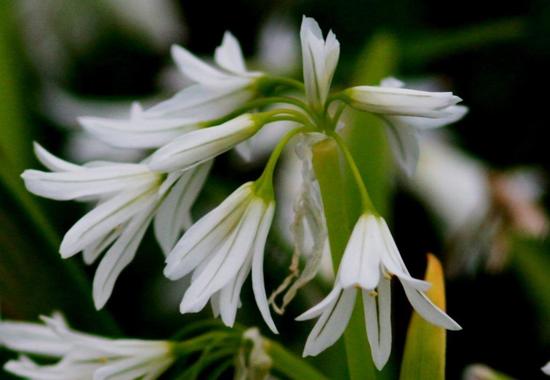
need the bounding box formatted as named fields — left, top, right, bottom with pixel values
left=312, top=139, right=377, bottom=380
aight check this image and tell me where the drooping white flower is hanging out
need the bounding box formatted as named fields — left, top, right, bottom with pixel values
left=164, top=182, right=277, bottom=333
left=21, top=144, right=211, bottom=309
left=300, top=16, right=340, bottom=110
left=145, top=32, right=262, bottom=120
left=542, top=361, right=550, bottom=375
left=343, top=77, right=466, bottom=175
left=298, top=213, right=461, bottom=369
left=149, top=114, right=261, bottom=172
left=1, top=314, right=174, bottom=380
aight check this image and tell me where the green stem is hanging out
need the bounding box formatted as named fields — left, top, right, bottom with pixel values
left=329, top=132, right=376, bottom=213
left=265, top=75, right=306, bottom=91
left=267, top=339, right=329, bottom=380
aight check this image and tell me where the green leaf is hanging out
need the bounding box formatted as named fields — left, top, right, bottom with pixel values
left=509, top=236, right=550, bottom=340
left=312, top=139, right=376, bottom=380
left=399, top=254, right=447, bottom=380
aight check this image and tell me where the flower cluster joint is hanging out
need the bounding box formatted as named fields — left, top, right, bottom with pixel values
left=19, top=14, right=466, bottom=370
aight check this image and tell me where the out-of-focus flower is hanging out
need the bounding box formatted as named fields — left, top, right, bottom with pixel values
left=257, top=16, right=300, bottom=76
left=542, top=361, right=550, bottom=375
left=0, top=314, right=174, bottom=380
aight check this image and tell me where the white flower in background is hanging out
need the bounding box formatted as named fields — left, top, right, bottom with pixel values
left=343, top=77, right=466, bottom=176
left=542, top=361, right=550, bottom=375
left=21, top=143, right=211, bottom=308
left=145, top=32, right=263, bottom=120
left=257, top=16, right=300, bottom=76
left=298, top=213, right=461, bottom=369
left=79, top=102, right=201, bottom=149
left=0, top=314, right=174, bottom=380
left=149, top=114, right=261, bottom=172
left=164, top=182, right=277, bottom=333
left=300, top=16, right=340, bottom=110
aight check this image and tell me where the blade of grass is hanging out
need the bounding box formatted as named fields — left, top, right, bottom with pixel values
left=399, top=254, right=447, bottom=380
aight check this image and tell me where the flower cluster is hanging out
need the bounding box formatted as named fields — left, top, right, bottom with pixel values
left=20, top=16, right=464, bottom=369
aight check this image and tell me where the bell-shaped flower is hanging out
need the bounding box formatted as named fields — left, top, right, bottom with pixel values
left=375, top=78, right=468, bottom=176
left=145, top=32, right=262, bottom=120
left=164, top=182, right=278, bottom=333
left=1, top=314, right=174, bottom=380
left=21, top=144, right=210, bottom=309
left=149, top=114, right=261, bottom=172
left=300, top=16, right=340, bottom=110
left=298, top=213, right=461, bottom=370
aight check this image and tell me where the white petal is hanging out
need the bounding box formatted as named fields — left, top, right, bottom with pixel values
left=78, top=115, right=199, bottom=149
left=214, top=31, right=247, bottom=74
left=218, top=253, right=253, bottom=327
left=163, top=182, right=253, bottom=279
left=82, top=227, right=123, bottom=265
left=60, top=186, right=158, bottom=258
left=171, top=44, right=231, bottom=85
left=93, top=355, right=162, bottom=380
left=5, top=357, right=95, bottom=380
left=179, top=200, right=264, bottom=313
left=383, top=118, right=420, bottom=177
left=302, top=287, right=356, bottom=357
left=401, top=282, right=462, bottom=330
left=250, top=203, right=278, bottom=333
left=144, top=82, right=252, bottom=120
left=295, top=284, right=342, bottom=321
left=345, top=86, right=461, bottom=118
left=33, top=143, right=80, bottom=172
left=149, top=115, right=257, bottom=173
left=394, top=105, right=468, bottom=130
left=0, top=320, right=68, bottom=357
left=300, top=16, right=340, bottom=108
left=376, top=218, right=431, bottom=292
left=362, top=277, right=392, bottom=370
left=154, top=161, right=212, bottom=255
left=22, top=164, right=157, bottom=201
left=338, top=215, right=381, bottom=290
left=542, top=362, right=550, bottom=375
left=92, top=203, right=157, bottom=309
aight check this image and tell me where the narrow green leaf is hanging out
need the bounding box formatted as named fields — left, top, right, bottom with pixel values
left=509, top=236, right=550, bottom=340
left=399, top=254, right=447, bottom=380
left=401, top=18, right=526, bottom=67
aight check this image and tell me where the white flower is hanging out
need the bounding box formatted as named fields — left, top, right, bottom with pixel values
left=1, top=315, right=174, bottom=380
left=79, top=102, right=201, bottom=149
left=343, top=78, right=466, bottom=176
left=300, top=16, right=340, bottom=109
left=21, top=144, right=210, bottom=309
left=149, top=114, right=260, bottom=172
left=164, top=182, right=277, bottom=333
left=298, top=214, right=461, bottom=369
left=145, top=32, right=262, bottom=120
left=542, top=361, right=550, bottom=375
